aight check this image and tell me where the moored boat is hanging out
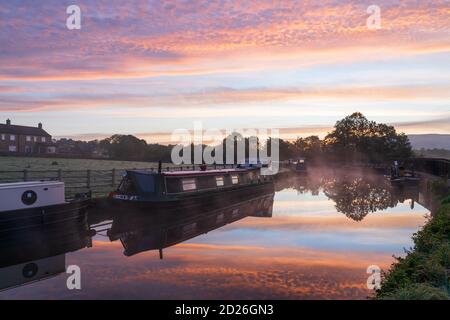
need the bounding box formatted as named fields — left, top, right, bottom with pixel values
left=388, top=161, right=420, bottom=186
left=294, top=158, right=307, bottom=174
left=389, top=176, right=420, bottom=186
left=108, top=167, right=274, bottom=213
left=0, top=181, right=90, bottom=231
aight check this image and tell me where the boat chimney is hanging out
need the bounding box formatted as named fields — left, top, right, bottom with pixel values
left=158, top=160, right=162, bottom=173
left=6, top=119, right=11, bottom=125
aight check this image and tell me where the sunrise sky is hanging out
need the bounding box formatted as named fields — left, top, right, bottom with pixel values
left=0, top=0, right=449, bottom=142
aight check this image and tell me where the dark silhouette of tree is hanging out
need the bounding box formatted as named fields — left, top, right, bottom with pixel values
left=293, top=135, right=323, bottom=163
left=323, top=112, right=412, bottom=163
left=100, top=135, right=148, bottom=161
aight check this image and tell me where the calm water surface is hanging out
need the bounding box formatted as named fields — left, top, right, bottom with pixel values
left=0, top=174, right=431, bottom=299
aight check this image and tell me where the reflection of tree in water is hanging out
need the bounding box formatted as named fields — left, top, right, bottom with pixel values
left=322, top=176, right=395, bottom=221
left=274, top=170, right=421, bottom=221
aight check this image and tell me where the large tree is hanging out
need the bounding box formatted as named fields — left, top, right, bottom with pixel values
left=100, top=134, right=148, bottom=161
left=293, top=135, right=323, bottom=162
left=323, top=112, right=412, bottom=163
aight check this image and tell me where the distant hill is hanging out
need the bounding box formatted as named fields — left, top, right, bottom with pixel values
left=408, top=134, right=450, bottom=150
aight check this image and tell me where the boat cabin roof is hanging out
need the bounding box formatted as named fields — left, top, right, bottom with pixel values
left=0, top=181, right=63, bottom=190
left=127, top=168, right=255, bottom=177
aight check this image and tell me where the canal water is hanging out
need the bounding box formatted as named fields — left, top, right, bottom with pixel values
left=0, top=172, right=431, bottom=299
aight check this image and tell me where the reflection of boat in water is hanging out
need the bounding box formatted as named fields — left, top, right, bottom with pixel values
left=0, top=181, right=90, bottom=232
left=107, top=167, right=274, bottom=213
left=0, top=212, right=93, bottom=291
left=105, top=190, right=275, bottom=258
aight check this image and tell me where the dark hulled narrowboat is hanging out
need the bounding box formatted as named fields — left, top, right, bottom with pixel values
left=108, top=167, right=274, bottom=212
left=292, top=158, right=307, bottom=174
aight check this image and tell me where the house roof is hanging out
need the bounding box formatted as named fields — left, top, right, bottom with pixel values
left=0, top=124, right=51, bottom=137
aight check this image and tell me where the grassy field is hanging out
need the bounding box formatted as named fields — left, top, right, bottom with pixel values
left=0, top=156, right=160, bottom=197
left=0, top=156, right=157, bottom=172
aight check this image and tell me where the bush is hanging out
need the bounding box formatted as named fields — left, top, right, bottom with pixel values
left=375, top=204, right=450, bottom=299
left=442, top=196, right=450, bottom=205
left=381, top=283, right=449, bottom=300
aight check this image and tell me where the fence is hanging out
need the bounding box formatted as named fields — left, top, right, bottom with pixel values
left=0, top=164, right=239, bottom=199
left=413, top=158, right=450, bottom=179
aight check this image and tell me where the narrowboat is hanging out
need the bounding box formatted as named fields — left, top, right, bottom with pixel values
left=388, top=161, right=420, bottom=186
left=108, top=167, right=274, bottom=213
left=0, top=181, right=90, bottom=231
left=294, top=159, right=307, bottom=174
left=389, top=176, right=420, bottom=186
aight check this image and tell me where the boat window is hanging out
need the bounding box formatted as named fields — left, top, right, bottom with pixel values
left=215, top=176, right=225, bottom=187
left=231, top=175, right=239, bottom=184
left=182, top=178, right=197, bottom=191
left=134, top=173, right=155, bottom=193
left=118, top=176, right=135, bottom=194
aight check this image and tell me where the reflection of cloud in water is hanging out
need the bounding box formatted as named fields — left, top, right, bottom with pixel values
left=0, top=241, right=391, bottom=299
left=227, top=213, right=427, bottom=231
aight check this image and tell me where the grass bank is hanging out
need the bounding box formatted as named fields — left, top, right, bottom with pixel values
left=375, top=196, right=450, bottom=300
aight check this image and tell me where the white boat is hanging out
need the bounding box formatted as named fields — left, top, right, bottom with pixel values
left=0, top=181, right=90, bottom=231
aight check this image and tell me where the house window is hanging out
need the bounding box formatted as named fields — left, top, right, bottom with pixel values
left=9, top=145, right=17, bottom=152
left=215, top=176, right=225, bottom=187
left=182, top=178, right=197, bottom=191
left=231, top=175, right=239, bottom=184
left=34, top=136, right=38, bottom=142
left=1, top=134, right=5, bottom=141
left=41, top=137, right=46, bottom=142
left=26, top=136, right=31, bottom=142
left=10, top=135, right=15, bottom=141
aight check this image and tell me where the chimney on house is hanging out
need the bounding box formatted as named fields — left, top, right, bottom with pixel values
left=38, top=123, right=43, bottom=129
left=6, top=119, right=11, bottom=125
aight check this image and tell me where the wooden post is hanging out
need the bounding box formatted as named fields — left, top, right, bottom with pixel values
left=23, top=169, right=28, bottom=182
left=159, top=248, right=163, bottom=260
left=58, top=169, right=62, bottom=181
left=87, top=170, right=91, bottom=189
left=112, top=168, right=116, bottom=187
left=158, top=161, right=162, bottom=173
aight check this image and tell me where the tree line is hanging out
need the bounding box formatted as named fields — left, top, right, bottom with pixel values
left=55, top=112, right=412, bottom=164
